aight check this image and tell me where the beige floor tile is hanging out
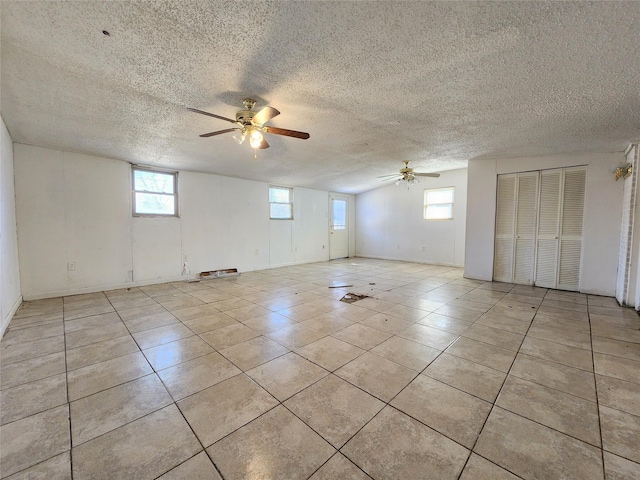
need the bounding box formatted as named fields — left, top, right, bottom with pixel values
left=592, top=324, right=640, bottom=344
left=334, top=351, right=417, bottom=402
left=532, top=312, right=591, bottom=333
left=391, top=374, right=491, bottom=448
left=158, top=451, right=222, bottom=480
left=178, top=373, right=277, bottom=447
left=116, top=303, right=166, bottom=320
left=182, top=312, right=238, bottom=334
left=70, top=373, right=172, bottom=445
left=170, top=304, right=221, bottom=321
left=240, top=312, right=297, bottom=334
left=594, top=353, right=640, bottom=384
left=157, top=352, right=241, bottom=400
left=381, top=304, right=430, bottom=322
left=592, top=336, right=640, bottom=362
left=331, top=323, right=392, bottom=350
left=218, top=335, right=289, bottom=371
left=4, top=451, right=71, bottom=480
left=1, top=373, right=67, bottom=425
left=537, top=305, right=589, bottom=322
left=63, top=312, right=122, bottom=333
left=1, top=351, right=66, bottom=389
left=509, top=353, right=597, bottom=402
left=285, top=374, right=384, bottom=448
left=434, top=305, right=484, bottom=322
left=65, top=335, right=139, bottom=371
left=370, top=336, right=440, bottom=371
left=132, top=323, right=194, bottom=350
left=0, top=405, right=70, bottom=478
left=475, top=407, right=603, bottom=480
left=156, top=294, right=205, bottom=311
left=143, top=336, right=214, bottom=371
left=199, top=323, right=259, bottom=349
left=418, top=313, right=472, bottom=334
left=360, top=312, right=415, bottom=334
left=445, top=336, right=516, bottom=373
left=335, top=304, right=377, bottom=322
left=266, top=323, right=328, bottom=349
left=487, top=304, right=537, bottom=322
left=459, top=453, right=520, bottom=480
left=600, top=405, right=640, bottom=463
left=67, top=351, right=153, bottom=401
left=247, top=352, right=328, bottom=401
left=520, top=336, right=594, bottom=371
left=210, top=297, right=253, bottom=312
left=0, top=335, right=65, bottom=365
left=298, top=313, right=354, bottom=335
left=597, top=375, right=640, bottom=416
left=1, top=323, right=64, bottom=347
left=6, top=312, right=62, bottom=331
left=108, top=294, right=157, bottom=311
left=461, top=324, right=524, bottom=351
left=63, top=304, right=115, bottom=321
left=424, top=353, right=506, bottom=402
left=496, top=375, right=601, bottom=446
left=308, top=453, right=370, bottom=480
left=342, top=406, right=469, bottom=480
left=351, top=297, right=397, bottom=313
left=397, top=323, right=459, bottom=350
left=603, top=451, right=640, bottom=480
left=207, top=406, right=335, bottom=480
left=296, top=336, right=365, bottom=371
left=225, top=304, right=273, bottom=322
left=527, top=324, right=592, bottom=350
left=65, top=322, right=130, bottom=350
left=475, top=313, right=531, bottom=334
left=123, top=310, right=180, bottom=333
left=71, top=404, right=201, bottom=480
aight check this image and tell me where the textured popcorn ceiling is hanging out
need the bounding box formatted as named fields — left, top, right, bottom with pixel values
left=1, top=1, right=639, bottom=194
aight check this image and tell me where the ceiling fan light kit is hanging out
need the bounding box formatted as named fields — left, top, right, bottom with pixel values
left=379, top=161, right=440, bottom=188
left=188, top=98, right=310, bottom=158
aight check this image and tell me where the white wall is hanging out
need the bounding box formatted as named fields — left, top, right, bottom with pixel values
left=1, top=117, right=22, bottom=336
left=14, top=144, right=353, bottom=300
left=355, top=169, right=467, bottom=266
left=464, top=152, right=623, bottom=296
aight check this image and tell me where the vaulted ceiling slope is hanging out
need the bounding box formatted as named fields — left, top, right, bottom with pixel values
left=1, top=1, right=639, bottom=194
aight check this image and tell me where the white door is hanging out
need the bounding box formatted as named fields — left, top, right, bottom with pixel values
left=329, top=194, right=349, bottom=259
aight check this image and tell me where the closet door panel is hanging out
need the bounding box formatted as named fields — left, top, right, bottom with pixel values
left=494, top=175, right=516, bottom=282
left=535, top=170, right=562, bottom=288
left=513, top=172, right=538, bottom=284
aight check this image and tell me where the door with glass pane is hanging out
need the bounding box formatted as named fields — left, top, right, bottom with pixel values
left=329, top=195, right=349, bottom=259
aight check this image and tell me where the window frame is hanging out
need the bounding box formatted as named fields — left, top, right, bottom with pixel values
left=424, top=187, right=454, bottom=221
left=269, top=185, right=294, bottom=220
left=132, top=166, right=179, bottom=217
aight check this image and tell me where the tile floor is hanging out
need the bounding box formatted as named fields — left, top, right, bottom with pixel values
left=1, top=258, right=639, bottom=479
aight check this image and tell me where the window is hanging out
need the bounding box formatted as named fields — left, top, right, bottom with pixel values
left=132, top=167, right=178, bottom=216
left=269, top=186, right=293, bottom=219
left=424, top=187, right=454, bottom=220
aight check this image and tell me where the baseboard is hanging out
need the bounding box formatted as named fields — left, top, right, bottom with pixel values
left=354, top=254, right=463, bottom=268
left=1, top=294, right=23, bottom=339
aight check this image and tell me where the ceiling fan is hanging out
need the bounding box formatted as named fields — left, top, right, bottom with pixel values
left=187, top=98, right=310, bottom=153
left=378, top=161, right=440, bottom=186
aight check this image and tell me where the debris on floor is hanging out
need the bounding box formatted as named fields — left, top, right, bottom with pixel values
left=329, top=284, right=353, bottom=289
left=340, top=292, right=369, bottom=304
left=200, top=268, right=239, bottom=279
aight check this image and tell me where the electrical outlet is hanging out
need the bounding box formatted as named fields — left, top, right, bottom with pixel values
left=67, top=262, right=76, bottom=271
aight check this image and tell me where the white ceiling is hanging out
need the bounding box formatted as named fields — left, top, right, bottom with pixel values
left=1, top=1, right=639, bottom=194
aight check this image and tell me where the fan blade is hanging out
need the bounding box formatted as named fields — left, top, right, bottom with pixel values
left=252, top=106, right=280, bottom=126
left=263, top=126, right=310, bottom=139
left=414, top=172, right=441, bottom=178
left=187, top=107, right=237, bottom=124
left=377, top=174, right=401, bottom=178
left=258, top=137, right=270, bottom=149
left=380, top=176, right=401, bottom=182
left=199, top=128, right=240, bottom=137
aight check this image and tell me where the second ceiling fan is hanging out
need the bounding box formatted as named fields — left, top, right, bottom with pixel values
left=188, top=98, right=310, bottom=152
left=379, top=161, right=440, bottom=186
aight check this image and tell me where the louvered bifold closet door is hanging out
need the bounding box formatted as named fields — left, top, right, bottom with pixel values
left=558, top=167, right=586, bottom=290
left=494, top=175, right=516, bottom=282
left=535, top=169, right=562, bottom=288
left=513, top=172, right=539, bottom=284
